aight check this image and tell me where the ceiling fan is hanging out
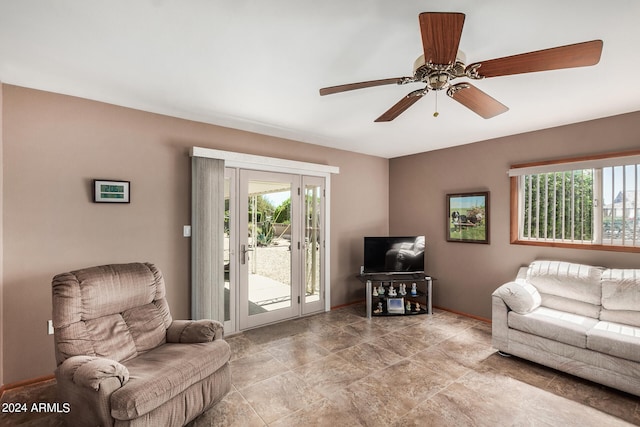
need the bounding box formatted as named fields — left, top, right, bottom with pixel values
left=319, top=12, right=603, bottom=121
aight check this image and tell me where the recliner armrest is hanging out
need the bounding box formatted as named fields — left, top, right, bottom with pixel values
left=57, top=355, right=129, bottom=391
left=166, top=319, right=224, bottom=343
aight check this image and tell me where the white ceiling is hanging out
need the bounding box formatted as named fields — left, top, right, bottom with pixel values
left=1, top=0, right=639, bottom=158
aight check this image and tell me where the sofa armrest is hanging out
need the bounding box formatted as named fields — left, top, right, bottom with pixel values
left=57, top=355, right=129, bottom=391
left=491, top=294, right=510, bottom=351
left=166, top=319, right=224, bottom=343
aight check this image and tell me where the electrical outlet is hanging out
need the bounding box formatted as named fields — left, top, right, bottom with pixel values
left=47, top=320, right=54, bottom=335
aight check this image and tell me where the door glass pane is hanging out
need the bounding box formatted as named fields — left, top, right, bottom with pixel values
left=305, top=184, right=322, bottom=304
left=247, top=180, right=292, bottom=315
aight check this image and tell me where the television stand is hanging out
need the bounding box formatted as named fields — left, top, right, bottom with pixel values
left=357, top=273, right=433, bottom=319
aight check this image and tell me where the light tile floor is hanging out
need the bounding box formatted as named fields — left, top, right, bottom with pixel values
left=2, top=304, right=639, bottom=426
left=190, top=304, right=639, bottom=426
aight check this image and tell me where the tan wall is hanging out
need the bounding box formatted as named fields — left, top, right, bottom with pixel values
left=389, top=111, right=640, bottom=320
left=1, top=84, right=389, bottom=384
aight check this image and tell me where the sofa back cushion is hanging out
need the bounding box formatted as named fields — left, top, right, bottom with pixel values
left=526, top=260, right=603, bottom=318
left=600, top=269, right=640, bottom=328
left=52, top=263, right=173, bottom=365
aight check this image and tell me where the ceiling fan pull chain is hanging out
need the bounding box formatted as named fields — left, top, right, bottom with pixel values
left=434, top=90, right=439, bottom=117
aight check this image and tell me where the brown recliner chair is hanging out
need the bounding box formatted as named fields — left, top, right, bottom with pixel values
left=52, top=262, right=231, bottom=426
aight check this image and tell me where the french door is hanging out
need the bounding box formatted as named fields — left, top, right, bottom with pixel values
left=301, top=176, right=325, bottom=315
left=225, top=168, right=325, bottom=332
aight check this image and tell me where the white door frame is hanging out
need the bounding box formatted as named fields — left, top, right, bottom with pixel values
left=191, top=147, right=339, bottom=333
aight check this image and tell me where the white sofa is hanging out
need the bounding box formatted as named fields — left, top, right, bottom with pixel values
left=492, top=260, right=640, bottom=396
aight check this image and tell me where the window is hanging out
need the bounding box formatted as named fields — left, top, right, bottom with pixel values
left=510, top=150, right=640, bottom=252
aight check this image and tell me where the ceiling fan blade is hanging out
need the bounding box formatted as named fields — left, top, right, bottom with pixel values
left=447, top=83, right=508, bottom=119
left=419, top=12, right=465, bottom=65
left=468, top=40, right=603, bottom=78
left=374, top=89, right=426, bottom=122
left=319, top=77, right=409, bottom=96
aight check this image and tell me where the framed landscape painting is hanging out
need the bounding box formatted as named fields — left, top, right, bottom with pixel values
left=446, top=192, right=489, bottom=244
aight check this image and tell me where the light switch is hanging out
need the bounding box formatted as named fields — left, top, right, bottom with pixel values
left=183, top=225, right=191, bottom=237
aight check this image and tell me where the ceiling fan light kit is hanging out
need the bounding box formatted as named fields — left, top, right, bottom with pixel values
left=319, top=12, right=603, bottom=122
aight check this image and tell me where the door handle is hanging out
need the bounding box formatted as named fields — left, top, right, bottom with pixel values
left=241, top=244, right=253, bottom=265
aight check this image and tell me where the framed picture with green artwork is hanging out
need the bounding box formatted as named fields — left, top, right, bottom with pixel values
left=446, top=191, right=489, bottom=244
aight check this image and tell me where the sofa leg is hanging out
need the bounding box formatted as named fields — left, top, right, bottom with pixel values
left=497, top=350, right=512, bottom=357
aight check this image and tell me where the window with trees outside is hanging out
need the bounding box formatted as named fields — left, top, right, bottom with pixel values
left=510, top=150, right=640, bottom=252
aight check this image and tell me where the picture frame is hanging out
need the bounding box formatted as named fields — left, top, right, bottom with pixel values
left=93, top=179, right=130, bottom=203
left=446, top=191, right=489, bottom=244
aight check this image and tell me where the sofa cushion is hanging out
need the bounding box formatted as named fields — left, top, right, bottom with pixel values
left=587, top=321, right=640, bottom=363
left=526, top=260, right=603, bottom=317
left=538, top=294, right=601, bottom=319
left=600, top=269, right=640, bottom=328
left=111, top=340, right=231, bottom=420
left=493, top=281, right=541, bottom=314
left=527, top=260, right=603, bottom=304
left=508, top=307, right=598, bottom=348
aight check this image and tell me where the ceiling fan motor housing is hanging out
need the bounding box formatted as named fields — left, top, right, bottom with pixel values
left=412, top=50, right=468, bottom=90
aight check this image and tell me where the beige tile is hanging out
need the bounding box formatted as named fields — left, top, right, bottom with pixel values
left=336, top=341, right=404, bottom=369
left=226, top=333, right=264, bottom=362
left=412, top=346, right=472, bottom=382
left=364, top=358, right=450, bottom=404
left=479, top=352, right=558, bottom=389
left=188, top=390, right=265, bottom=427
left=394, top=322, right=457, bottom=346
left=340, top=318, right=396, bottom=339
left=269, top=397, right=364, bottom=427
left=374, top=313, right=425, bottom=328
left=293, top=314, right=343, bottom=334
left=429, top=370, right=635, bottom=427
left=463, top=321, right=493, bottom=343
left=239, top=371, right=324, bottom=424
left=265, top=335, right=330, bottom=368
left=242, top=319, right=310, bottom=345
left=328, top=359, right=449, bottom=426
left=293, top=354, right=372, bottom=398
left=427, top=331, right=496, bottom=369
left=308, top=326, right=363, bottom=352
left=545, top=373, right=640, bottom=425
left=230, top=350, right=289, bottom=390
left=373, top=330, right=431, bottom=357
left=429, top=312, right=481, bottom=335
left=316, top=309, right=366, bottom=328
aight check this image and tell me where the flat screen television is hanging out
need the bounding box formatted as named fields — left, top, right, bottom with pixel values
left=363, top=236, right=425, bottom=274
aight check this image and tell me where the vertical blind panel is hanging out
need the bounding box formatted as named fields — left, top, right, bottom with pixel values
left=521, top=170, right=594, bottom=243
left=192, top=156, right=225, bottom=321
left=602, top=165, right=640, bottom=246
left=521, top=166, right=640, bottom=246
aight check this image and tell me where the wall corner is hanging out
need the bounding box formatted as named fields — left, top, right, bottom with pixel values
left=0, top=81, right=5, bottom=387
